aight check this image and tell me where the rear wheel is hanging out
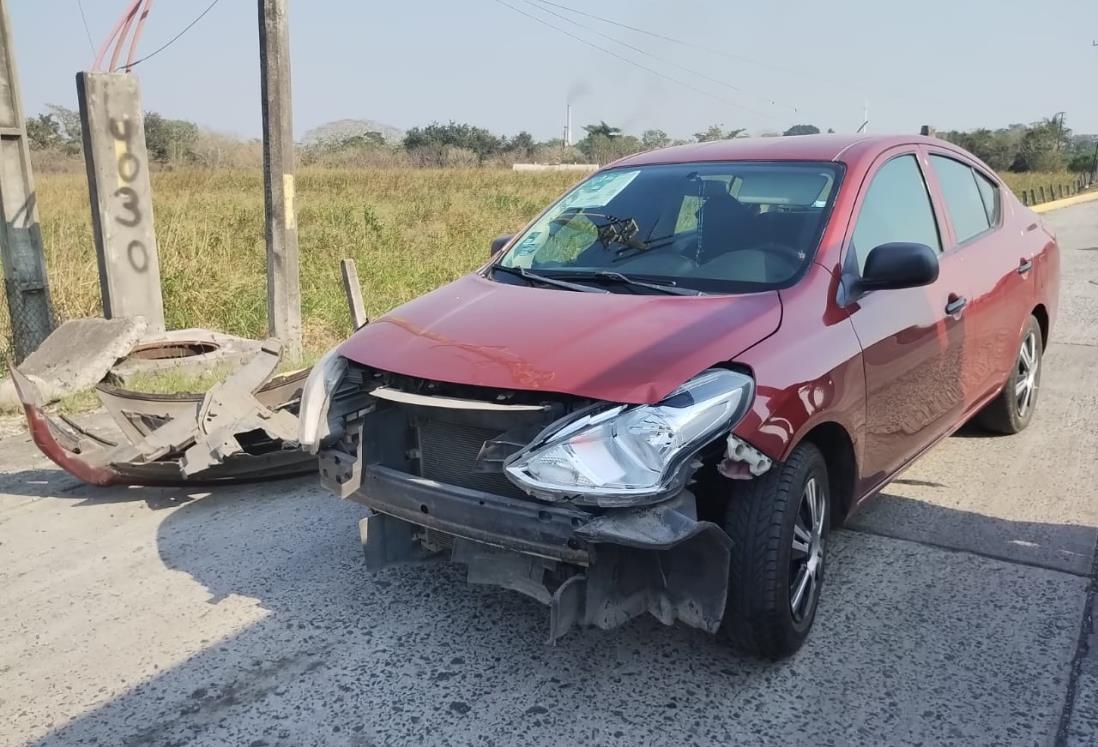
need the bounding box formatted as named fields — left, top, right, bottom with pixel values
left=975, top=315, right=1043, bottom=434
left=720, top=441, right=829, bottom=659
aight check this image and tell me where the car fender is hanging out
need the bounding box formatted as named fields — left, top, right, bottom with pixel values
left=730, top=263, right=866, bottom=469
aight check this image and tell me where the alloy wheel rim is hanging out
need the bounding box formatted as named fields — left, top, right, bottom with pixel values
left=1015, top=332, right=1039, bottom=418
left=790, top=476, right=825, bottom=624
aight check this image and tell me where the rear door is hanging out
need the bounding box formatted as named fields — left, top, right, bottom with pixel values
left=923, top=150, right=1031, bottom=409
left=843, top=150, right=968, bottom=487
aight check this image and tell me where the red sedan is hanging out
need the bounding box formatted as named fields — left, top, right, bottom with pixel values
left=299, top=134, right=1060, bottom=658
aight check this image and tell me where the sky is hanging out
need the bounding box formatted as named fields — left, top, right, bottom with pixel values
left=9, top=0, right=1098, bottom=142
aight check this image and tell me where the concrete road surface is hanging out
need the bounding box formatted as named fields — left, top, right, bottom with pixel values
left=2, top=202, right=1098, bottom=746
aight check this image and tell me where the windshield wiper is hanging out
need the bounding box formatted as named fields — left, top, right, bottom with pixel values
left=491, top=264, right=609, bottom=293
left=547, top=270, right=702, bottom=296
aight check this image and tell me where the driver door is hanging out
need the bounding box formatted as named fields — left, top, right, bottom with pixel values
left=845, top=150, right=968, bottom=488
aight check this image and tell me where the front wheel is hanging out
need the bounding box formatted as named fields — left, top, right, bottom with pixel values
left=720, top=441, right=829, bottom=659
left=975, top=315, right=1043, bottom=434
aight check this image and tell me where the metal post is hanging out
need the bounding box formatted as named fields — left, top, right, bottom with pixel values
left=76, top=71, right=165, bottom=334
left=339, top=258, right=367, bottom=330
left=0, top=0, right=53, bottom=361
left=258, top=0, right=301, bottom=362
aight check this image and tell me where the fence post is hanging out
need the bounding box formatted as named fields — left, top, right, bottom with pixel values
left=1021, top=191, right=1028, bottom=206
left=1058, top=184, right=1064, bottom=199
left=1039, top=186, right=1046, bottom=203
left=339, top=258, right=367, bottom=330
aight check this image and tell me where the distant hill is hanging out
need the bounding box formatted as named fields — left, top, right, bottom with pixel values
left=301, top=119, right=405, bottom=146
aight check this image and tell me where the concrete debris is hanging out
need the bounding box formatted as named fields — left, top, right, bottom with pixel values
left=7, top=336, right=315, bottom=486
left=0, top=317, right=148, bottom=409
left=108, top=328, right=263, bottom=385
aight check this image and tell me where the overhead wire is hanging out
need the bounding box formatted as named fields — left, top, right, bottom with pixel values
left=530, top=0, right=865, bottom=99
left=491, top=0, right=773, bottom=119
left=530, top=0, right=806, bottom=77
left=75, top=0, right=96, bottom=56
left=124, top=0, right=222, bottom=70
left=519, top=0, right=797, bottom=113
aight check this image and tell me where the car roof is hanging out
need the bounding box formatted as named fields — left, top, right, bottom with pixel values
left=611, top=133, right=947, bottom=169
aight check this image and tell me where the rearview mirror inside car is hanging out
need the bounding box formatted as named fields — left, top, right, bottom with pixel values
left=490, top=234, right=514, bottom=257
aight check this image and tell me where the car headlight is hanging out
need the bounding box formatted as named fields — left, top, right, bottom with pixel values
left=297, top=347, right=349, bottom=454
left=504, top=368, right=754, bottom=506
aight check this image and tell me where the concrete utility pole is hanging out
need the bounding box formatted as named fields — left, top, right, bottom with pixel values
left=0, top=0, right=53, bottom=361
left=76, top=72, right=165, bottom=334
left=258, top=0, right=302, bottom=362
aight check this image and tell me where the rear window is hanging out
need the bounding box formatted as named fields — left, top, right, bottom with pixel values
left=930, top=155, right=994, bottom=243
left=499, top=161, right=842, bottom=293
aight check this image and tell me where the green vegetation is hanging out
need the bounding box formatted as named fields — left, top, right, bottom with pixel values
left=939, top=114, right=1094, bottom=174
left=0, top=168, right=582, bottom=368
left=120, top=364, right=237, bottom=395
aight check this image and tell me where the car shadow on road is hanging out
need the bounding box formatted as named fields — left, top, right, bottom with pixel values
left=26, top=477, right=1095, bottom=746
left=0, top=467, right=218, bottom=509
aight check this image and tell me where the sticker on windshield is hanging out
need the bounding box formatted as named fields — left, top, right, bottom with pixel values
left=557, top=170, right=640, bottom=210
left=515, top=231, right=540, bottom=255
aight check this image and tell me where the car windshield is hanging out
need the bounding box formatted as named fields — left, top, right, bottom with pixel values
left=496, top=161, right=842, bottom=293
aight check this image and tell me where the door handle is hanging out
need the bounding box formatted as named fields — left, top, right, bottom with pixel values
left=945, top=295, right=968, bottom=316
left=1018, top=258, right=1033, bottom=274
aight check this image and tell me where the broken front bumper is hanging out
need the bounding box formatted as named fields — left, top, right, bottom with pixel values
left=347, top=464, right=733, bottom=643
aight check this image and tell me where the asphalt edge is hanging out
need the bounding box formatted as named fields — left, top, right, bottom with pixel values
left=1032, top=190, right=1098, bottom=214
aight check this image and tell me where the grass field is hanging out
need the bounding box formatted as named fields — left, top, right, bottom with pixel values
left=0, top=165, right=1086, bottom=370
left=1, top=168, right=581, bottom=367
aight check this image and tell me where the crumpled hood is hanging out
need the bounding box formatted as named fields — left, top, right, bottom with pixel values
left=339, top=273, right=781, bottom=404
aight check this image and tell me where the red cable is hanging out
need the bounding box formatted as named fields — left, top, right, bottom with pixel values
left=91, top=0, right=142, bottom=71
left=108, top=5, right=139, bottom=72
left=123, top=0, right=155, bottom=71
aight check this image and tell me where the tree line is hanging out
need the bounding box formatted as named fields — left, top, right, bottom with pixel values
left=938, top=114, right=1095, bottom=174
left=24, top=103, right=1098, bottom=175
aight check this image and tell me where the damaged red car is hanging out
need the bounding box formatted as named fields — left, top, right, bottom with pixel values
left=299, top=134, right=1059, bottom=658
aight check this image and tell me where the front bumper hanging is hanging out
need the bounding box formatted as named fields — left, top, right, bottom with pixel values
left=348, top=464, right=733, bottom=643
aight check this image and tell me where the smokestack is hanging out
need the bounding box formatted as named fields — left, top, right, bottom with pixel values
left=566, top=103, right=572, bottom=147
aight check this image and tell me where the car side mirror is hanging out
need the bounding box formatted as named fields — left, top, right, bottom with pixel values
left=490, top=234, right=513, bottom=257
left=839, top=242, right=939, bottom=306
left=861, top=242, right=939, bottom=291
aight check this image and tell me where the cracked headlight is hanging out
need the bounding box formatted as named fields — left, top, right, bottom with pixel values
left=505, top=369, right=754, bottom=506
left=297, top=347, right=349, bottom=454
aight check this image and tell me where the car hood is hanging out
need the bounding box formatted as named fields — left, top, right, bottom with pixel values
left=338, top=273, right=781, bottom=404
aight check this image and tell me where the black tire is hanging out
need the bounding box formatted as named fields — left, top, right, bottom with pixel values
left=720, top=441, right=830, bottom=659
left=975, top=315, right=1043, bottom=435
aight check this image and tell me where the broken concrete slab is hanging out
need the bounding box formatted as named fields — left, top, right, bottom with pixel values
left=0, top=317, right=148, bottom=409
left=108, top=329, right=262, bottom=386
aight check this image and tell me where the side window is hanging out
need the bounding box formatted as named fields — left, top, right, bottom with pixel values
left=930, top=155, right=992, bottom=243
left=851, top=154, right=941, bottom=272
left=973, top=169, right=1001, bottom=226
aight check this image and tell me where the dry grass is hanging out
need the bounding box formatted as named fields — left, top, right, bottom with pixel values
left=0, top=168, right=580, bottom=367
